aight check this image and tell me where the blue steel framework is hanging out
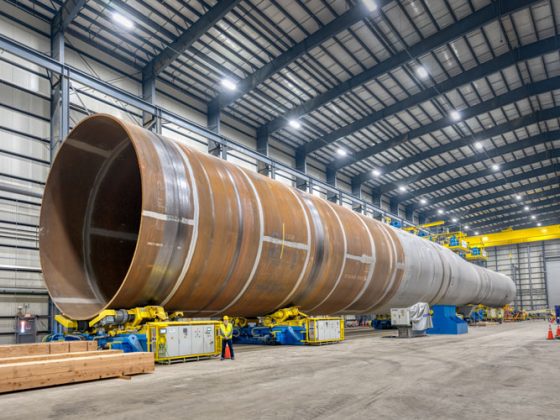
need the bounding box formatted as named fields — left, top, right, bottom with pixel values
left=0, top=0, right=558, bottom=235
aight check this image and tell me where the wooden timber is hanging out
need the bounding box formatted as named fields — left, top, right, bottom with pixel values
left=0, top=352, right=154, bottom=393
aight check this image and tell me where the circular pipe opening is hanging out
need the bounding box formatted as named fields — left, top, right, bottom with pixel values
left=40, top=116, right=142, bottom=320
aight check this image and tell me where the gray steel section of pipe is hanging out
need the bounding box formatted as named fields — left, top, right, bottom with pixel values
left=39, top=115, right=516, bottom=320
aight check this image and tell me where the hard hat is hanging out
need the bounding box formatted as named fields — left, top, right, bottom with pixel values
left=223, top=315, right=229, bottom=320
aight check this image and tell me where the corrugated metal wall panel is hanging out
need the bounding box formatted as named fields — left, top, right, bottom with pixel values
left=487, top=239, right=560, bottom=310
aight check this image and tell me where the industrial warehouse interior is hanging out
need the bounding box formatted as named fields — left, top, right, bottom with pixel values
left=0, top=0, right=559, bottom=418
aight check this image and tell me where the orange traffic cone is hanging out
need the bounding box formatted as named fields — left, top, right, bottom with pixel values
left=224, top=343, right=231, bottom=359
left=556, top=323, right=560, bottom=338
left=547, top=324, right=554, bottom=340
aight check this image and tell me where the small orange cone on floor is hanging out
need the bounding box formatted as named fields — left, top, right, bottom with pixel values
left=556, top=323, right=560, bottom=338
left=224, top=344, right=231, bottom=359
left=547, top=324, right=554, bottom=340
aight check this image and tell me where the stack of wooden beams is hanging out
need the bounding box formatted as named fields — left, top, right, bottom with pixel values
left=0, top=341, right=154, bottom=393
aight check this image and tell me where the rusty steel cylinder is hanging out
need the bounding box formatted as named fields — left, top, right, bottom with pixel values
left=40, top=114, right=516, bottom=320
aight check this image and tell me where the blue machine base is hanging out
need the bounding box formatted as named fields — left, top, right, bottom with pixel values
left=427, top=305, right=468, bottom=335
left=46, top=333, right=147, bottom=352
left=234, top=325, right=306, bottom=345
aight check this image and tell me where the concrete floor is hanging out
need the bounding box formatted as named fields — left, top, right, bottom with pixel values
left=2, top=321, right=558, bottom=419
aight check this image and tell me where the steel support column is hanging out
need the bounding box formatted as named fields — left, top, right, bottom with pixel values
left=295, top=149, right=308, bottom=191
left=351, top=178, right=362, bottom=212
left=256, top=126, right=270, bottom=176
left=326, top=167, right=338, bottom=203
left=207, top=100, right=226, bottom=159
left=405, top=204, right=416, bottom=223
left=371, top=187, right=382, bottom=208
left=141, top=74, right=161, bottom=133
left=50, top=30, right=68, bottom=159
left=390, top=198, right=400, bottom=216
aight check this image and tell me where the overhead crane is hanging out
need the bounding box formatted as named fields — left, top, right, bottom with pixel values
left=466, top=224, right=560, bottom=248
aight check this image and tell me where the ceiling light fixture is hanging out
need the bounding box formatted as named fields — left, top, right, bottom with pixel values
left=288, top=119, right=301, bottom=129
left=474, top=231, right=479, bottom=235
left=398, top=185, right=407, bottom=192
left=221, top=78, right=237, bottom=91
left=474, top=141, right=483, bottom=150
left=491, top=164, right=500, bottom=171
left=363, top=0, right=378, bottom=12
left=416, top=66, right=429, bottom=79
left=537, top=222, right=542, bottom=226
left=437, top=209, right=444, bottom=215
left=336, top=148, right=348, bottom=157
left=524, top=206, right=530, bottom=211
left=451, top=218, right=458, bottom=223
left=515, top=195, right=522, bottom=200
left=464, top=225, right=469, bottom=230
left=112, top=12, right=134, bottom=29
left=420, top=198, right=427, bottom=205
left=449, top=110, right=462, bottom=121
left=372, top=169, right=381, bottom=177
left=531, top=215, right=536, bottom=220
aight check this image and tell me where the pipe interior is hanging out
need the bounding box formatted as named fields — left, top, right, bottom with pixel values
left=40, top=117, right=142, bottom=319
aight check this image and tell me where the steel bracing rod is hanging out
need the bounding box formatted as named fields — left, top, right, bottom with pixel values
left=395, top=149, right=560, bottom=202
left=263, top=0, right=540, bottom=133
left=51, top=0, right=86, bottom=34
left=376, top=124, right=560, bottom=194
left=469, top=204, right=560, bottom=231
left=0, top=34, right=419, bottom=229
left=343, top=76, right=560, bottom=182
left=307, top=38, right=560, bottom=158
left=421, top=177, right=559, bottom=220
left=209, top=1, right=387, bottom=110
left=142, top=0, right=241, bottom=79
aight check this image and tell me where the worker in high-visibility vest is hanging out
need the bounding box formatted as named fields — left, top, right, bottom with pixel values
left=220, top=316, right=235, bottom=360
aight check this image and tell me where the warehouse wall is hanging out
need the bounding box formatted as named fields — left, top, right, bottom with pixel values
left=0, top=5, right=50, bottom=343
left=0, top=3, right=418, bottom=342
left=486, top=239, right=560, bottom=311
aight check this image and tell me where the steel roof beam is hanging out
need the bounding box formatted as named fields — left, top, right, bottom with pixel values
left=209, top=2, right=385, bottom=110
left=398, top=149, right=560, bottom=202
left=142, top=0, right=241, bottom=80
left=478, top=216, right=560, bottom=233
left=376, top=124, right=560, bottom=194
left=338, top=74, right=560, bottom=178
left=469, top=204, right=560, bottom=230
left=51, top=0, right=86, bottom=35
left=306, top=38, right=560, bottom=158
left=465, top=198, right=560, bottom=224
left=263, top=0, right=540, bottom=134
left=457, top=189, right=560, bottom=222
left=413, top=165, right=559, bottom=208
left=422, top=177, right=559, bottom=220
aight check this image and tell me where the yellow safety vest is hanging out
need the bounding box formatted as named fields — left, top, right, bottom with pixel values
left=220, top=323, right=233, bottom=340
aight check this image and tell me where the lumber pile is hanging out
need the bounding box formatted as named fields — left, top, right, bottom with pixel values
left=0, top=340, right=97, bottom=357
left=0, top=342, right=154, bottom=393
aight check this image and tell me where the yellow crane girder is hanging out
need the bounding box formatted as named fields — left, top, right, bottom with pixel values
left=467, top=224, right=560, bottom=248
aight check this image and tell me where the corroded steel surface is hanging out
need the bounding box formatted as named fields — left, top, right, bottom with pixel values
left=39, top=115, right=516, bottom=320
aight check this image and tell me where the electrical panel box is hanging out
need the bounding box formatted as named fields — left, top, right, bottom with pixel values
left=165, top=326, right=180, bottom=357
left=314, top=319, right=341, bottom=341
left=307, top=317, right=344, bottom=344
left=391, top=308, right=411, bottom=326
left=147, top=321, right=220, bottom=363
